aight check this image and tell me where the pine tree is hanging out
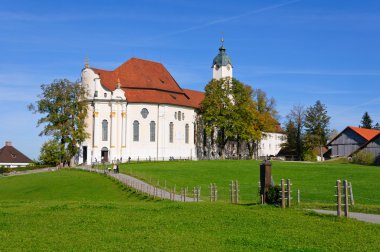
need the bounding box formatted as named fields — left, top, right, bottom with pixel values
left=374, top=122, right=380, bottom=130
left=360, top=112, right=373, bottom=129
left=304, top=100, right=330, bottom=153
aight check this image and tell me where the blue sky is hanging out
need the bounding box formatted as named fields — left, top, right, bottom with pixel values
left=1, top=0, right=379, bottom=159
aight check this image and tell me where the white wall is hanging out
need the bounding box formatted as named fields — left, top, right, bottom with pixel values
left=258, top=132, right=286, bottom=157
left=79, top=68, right=197, bottom=164
left=212, top=64, right=232, bottom=80
left=0, top=162, right=30, bottom=168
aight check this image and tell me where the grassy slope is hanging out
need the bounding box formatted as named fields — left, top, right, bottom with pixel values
left=1, top=169, right=380, bottom=251
left=119, top=160, right=380, bottom=208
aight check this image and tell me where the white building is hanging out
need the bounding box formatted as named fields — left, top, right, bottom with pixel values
left=258, top=126, right=287, bottom=158
left=79, top=40, right=284, bottom=164
left=80, top=58, right=204, bottom=164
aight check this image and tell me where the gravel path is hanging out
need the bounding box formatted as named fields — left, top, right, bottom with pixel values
left=77, top=166, right=197, bottom=202
left=1, top=167, right=58, bottom=177
left=311, top=209, right=380, bottom=224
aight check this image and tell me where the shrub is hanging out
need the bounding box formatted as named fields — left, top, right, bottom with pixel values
left=351, top=151, right=375, bottom=165
left=303, top=150, right=317, bottom=161
left=265, top=185, right=282, bottom=205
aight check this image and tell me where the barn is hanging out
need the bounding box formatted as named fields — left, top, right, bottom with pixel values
left=350, top=133, right=380, bottom=165
left=328, top=126, right=380, bottom=158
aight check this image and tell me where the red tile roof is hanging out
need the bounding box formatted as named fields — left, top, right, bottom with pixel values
left=90, top=58, right=204, bottom=108
left=328, top=126, right=380, bottom=146
left=0, top=143, right=32, bottom=164
left=348, top=126, right=380, bottom=141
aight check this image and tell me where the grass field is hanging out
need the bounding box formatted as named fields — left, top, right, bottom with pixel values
left=1, top=169, right=380, bottom=251
left=119, top=160, right=380, bottom=212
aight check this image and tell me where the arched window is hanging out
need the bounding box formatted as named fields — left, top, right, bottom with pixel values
left=102, top=120, right=108, bottom=141
left=178, top=111, right=181, bottom=121
left=169, top=122, right=174, bottom=143
left=133, top=120, right=139, bottom=142
left=150, top=121, right=156, bottom=142
left=185, top=124, right=189, bottom=144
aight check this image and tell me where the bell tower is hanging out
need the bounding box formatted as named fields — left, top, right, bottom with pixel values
left=212, top=37, right=233, bottom=80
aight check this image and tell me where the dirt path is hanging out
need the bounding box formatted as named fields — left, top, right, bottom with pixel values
left=77, top=166, right=197, bottom=202
left=311, top=209, right=380, bottom=224
left=1, top=167, right=58, bottom=177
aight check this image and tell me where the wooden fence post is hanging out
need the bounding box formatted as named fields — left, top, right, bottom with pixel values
left=336, top=180, right=342, bottom=217
left=230, top=180, right=235, bottom=204
left=214, top=183, right=217, bottom=202
left=197, top=186, right=201, bottom=202
left=184, top=187, right=187, bottom=202
left=344, top=180, right=349, bottom=217
left=349, top=182, right=355, bottom=206
left=193, top=187, right=196, bottom=202
left=235, top=180, right=239, bottom=204
left=281, top=179, right=285, bottom=209
left=287, top=179, right=291, bottom=208
left=209, top=183, right=212, bottom=202
left=297, top=189, right=300, bottom=206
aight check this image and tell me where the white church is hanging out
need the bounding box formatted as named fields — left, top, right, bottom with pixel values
left=79, top=41, right=285, bottom=164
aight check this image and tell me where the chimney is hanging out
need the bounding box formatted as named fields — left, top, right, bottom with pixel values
left=5, top=141, right=12, bottom=146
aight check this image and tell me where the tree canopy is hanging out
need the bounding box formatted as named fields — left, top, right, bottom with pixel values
left=200, top=78, right=278, bottom=159
left=304, top=100, right=330, bottom=150
left=28, top=79, right=89, bottom=166
left=283, top=104, right=305, bottom=160
left=360, top=112, right=373, bottom=129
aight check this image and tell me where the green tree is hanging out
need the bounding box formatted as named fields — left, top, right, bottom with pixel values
left=304, top=100, right=330, bottom=159
left=249, top=89, right=278, bottom=158
left=39, top=139, right=63, bottom=165
left=28, top=79, right=89, bottom=166
left=285, top=104, right=305, bottom=160
left=374, top=122, right=380, bottom=130
left=360, top=112, right=373, bottom=129
left=200, top=78, right=259, bottom=159
left=281, top=119, right=298, bottom=157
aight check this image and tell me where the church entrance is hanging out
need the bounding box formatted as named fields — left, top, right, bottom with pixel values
left=101, top=147, right=109, bottom=163
left=82, top=146, right=87, bottom=164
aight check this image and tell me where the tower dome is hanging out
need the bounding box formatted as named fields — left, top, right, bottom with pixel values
left=212, top=38, right=233, bottom=80
left=212, top=38, right=232, bottom=68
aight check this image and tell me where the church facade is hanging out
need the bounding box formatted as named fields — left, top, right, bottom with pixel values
left=79, top=42, right=284, bottom=164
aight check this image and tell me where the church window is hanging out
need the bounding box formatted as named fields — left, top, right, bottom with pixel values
left=182, top=113, right=185, bottom=120
left=94, top=91, right=98, bottom=98
left=133, top=120, right=139, bottom=141
left=174, top=112, right=177, bottom=119
left=169, top=122, right=174, bottom=143
left=185, top=124, right=189, bottom=144
left=150, top=121, right=156, bottom=142
left=141, top=108, right=149, bottom=119
left=102, top=120, right=108, bottom=141
left=178, top=111, right=181, bottom=121
left=104, top=93, right=107, bottom=98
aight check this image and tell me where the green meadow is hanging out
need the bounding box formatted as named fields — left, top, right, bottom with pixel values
left=119, top=160, right=380, bottom=212
left=0, top=164, right=379, bottom=251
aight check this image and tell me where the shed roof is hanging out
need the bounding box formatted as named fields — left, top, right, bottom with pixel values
left=0, top=142, right=32, bottom=164
left=328, top=126, right=380, bottom=145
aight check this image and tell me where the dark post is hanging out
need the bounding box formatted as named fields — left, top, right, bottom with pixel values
left=260, top=160, right=272, bottom=203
